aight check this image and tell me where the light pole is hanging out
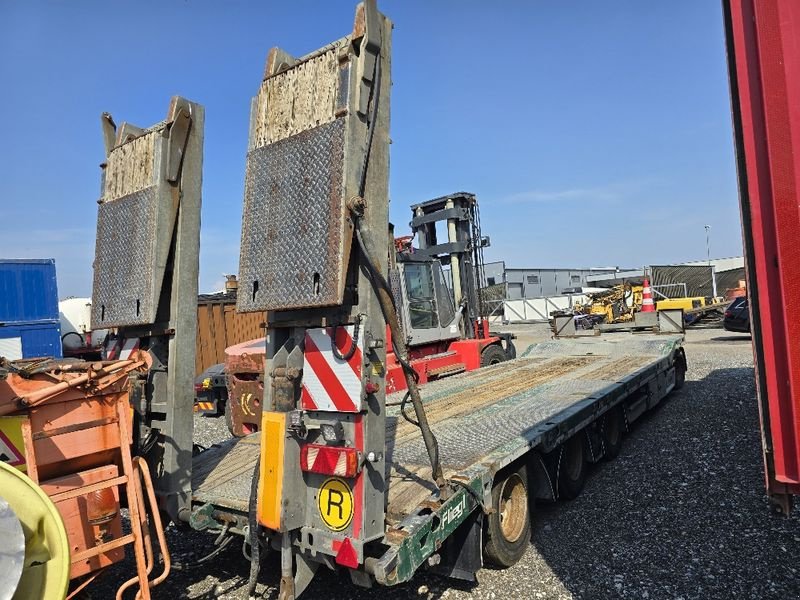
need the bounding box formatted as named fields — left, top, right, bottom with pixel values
left=704, top=225, right=717, bottom=297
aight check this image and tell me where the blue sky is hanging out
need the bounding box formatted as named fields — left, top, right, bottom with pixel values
left=0, top=1, right=742, bottom=297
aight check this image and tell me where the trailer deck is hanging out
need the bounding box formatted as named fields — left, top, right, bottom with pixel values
left=384, top=334, right=681, bottom=521
left=191, top=333, right=683, bottom=532
left=192, top=434, right=259, bottom=516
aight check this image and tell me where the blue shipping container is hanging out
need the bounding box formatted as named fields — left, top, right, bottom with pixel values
left=0, top=322, right=62, bottom=359
left=0, top=259, right=60, bottom=323
left=0, top=259, right=62, bottom=359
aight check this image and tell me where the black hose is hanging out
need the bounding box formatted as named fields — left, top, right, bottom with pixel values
left=331, top=317, right=361, bottom=361
left=247, top=456, right=261, bottom=597
left=348, top=27, right=443, bottom=489
left=355, top=227, right=420, bottom=385
left=171, top=535, right=234, bottom=571
left=353, top=219, right=443, bottom=488
left=60, top=331, right=85, bottom=345
left=399, top=391, right=417, bottom=425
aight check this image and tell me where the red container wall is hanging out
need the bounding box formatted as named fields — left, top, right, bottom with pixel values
left=725, top=0, right=800, bottom=510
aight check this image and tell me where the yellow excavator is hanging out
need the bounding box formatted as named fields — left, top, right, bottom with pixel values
left=573, top=282, right=644, bottom=326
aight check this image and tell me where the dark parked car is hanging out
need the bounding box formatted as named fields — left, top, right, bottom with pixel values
left=723, top=297, right=750, bottom=333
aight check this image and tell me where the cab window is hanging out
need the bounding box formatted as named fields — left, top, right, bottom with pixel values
left=403, top=263, right=438, bottom=329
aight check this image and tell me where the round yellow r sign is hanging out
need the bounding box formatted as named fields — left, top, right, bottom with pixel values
left=317, top=477, right=354, bottom=531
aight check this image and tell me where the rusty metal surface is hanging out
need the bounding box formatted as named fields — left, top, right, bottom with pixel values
left=237, top=118, right=347, bottom=312
left=92, top=187, right=161, bottom=327
left=225, top=340, right=265, bottom=437
left=0, top=356, right=147, bottom=416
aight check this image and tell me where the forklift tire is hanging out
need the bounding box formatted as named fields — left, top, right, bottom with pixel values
left=557, top=434, right=587, bottom=500
left=481, top=344, right=508, bottom=367
left=601, top=407, right=624, bottom=461
left=504, top=339, right=517, bottom=360
left=484, top=468, right=531, bottom=568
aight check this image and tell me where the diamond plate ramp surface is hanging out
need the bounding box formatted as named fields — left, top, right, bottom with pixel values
left=192, top=435, right=260, bottom=514
left=390, top=377, right=617, bottom=469
left=384, top=335, right=681, bottom=517
left=238, top=118, right=347, bottom=312
left=92, top=187, right=160, bottom=327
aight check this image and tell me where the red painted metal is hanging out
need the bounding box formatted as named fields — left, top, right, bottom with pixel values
left=448, top=338, right=495, bottom=371
left=333, top=537, right=359, bottom=569
left=384, top=337, right=499, bottom=394
left=725, top=0, right=800, bottom=511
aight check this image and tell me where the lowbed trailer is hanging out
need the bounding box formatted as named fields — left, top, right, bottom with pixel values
left=41, top=2, right=690, bottom=597
left=190, top=325, right=686, bottom=589
left=177, top=3, right=689, bottom=596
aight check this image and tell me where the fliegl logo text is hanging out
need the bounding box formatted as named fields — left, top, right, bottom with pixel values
left=442, top=495, right=466, bottom=527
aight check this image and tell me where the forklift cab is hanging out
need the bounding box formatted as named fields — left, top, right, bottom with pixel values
left=395, top=255, right=462, bottom=347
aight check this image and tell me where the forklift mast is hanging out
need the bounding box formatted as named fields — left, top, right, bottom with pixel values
left=90, top=97, right=204, bottom=522
left=409, top=192, right=491, bottom=339
left=235, top=2, right=399, bottom=595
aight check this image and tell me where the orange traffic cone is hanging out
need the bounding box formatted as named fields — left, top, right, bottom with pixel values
left=641, top=278, right=655, bottom=312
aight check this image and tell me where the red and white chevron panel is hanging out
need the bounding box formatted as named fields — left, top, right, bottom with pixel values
left=301, top=326, right=363, bottom=412
left=105, top=337, right=140, bottom=360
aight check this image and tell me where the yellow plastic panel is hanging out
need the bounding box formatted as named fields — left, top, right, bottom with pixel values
left=258, top=411, right=286, bottom=530
left=0, top=461, right=69, bottom=600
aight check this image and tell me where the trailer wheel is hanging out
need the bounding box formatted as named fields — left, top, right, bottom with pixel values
left=558, top=434, right=587, bottom=500
left=481, top=344, right=508, bottom=367
left=673, top=349, right=687, bottom=390
left=484, top=468, right=531, bottom=567
left=601, top=408, right=624, bottom=461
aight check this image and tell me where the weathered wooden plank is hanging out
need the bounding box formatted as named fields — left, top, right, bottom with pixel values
left=251, top=46, right=340, bottom=148
left=103, top=131, right=157, bottom=201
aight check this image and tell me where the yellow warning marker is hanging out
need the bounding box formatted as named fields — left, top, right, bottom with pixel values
left=0, top=416, right=28, bottom=472
left=258, top=412, right=286, bottom=530
left=317, top=478, right=354, bottom=531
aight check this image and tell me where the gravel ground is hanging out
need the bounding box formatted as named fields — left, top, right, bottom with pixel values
left=92, top=325, right=800, bottom=599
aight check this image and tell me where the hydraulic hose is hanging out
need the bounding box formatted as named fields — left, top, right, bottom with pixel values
left=331, top=317, right=361, bottom=361
left=350, top=30, right=444, bottom=490
left=354, top=220, right=444, bottom=489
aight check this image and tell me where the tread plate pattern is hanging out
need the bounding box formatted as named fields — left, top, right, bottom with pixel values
left=385, top=335, right=679, bottom=470
left=238, top=118, right=346, bottom=312
left=91, top=187, right=159, bottom=327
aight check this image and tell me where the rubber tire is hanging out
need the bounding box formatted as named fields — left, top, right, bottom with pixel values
left=601, top=408, right=624, bottom=461
left=674, top=350, right=686, bottom=390
left=484, top=468, right=531, bottom=568
left=558, top=434, right=587, bottom=500
left=481, top=344, right=508, bottom=367
left=504, top=339, right=517, bottom=360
